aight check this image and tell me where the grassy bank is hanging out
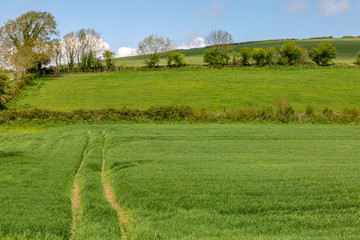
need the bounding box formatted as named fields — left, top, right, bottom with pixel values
left=6, top=67, right=360, bottom=112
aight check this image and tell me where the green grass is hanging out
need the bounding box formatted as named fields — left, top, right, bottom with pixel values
left=116, top=38, right=360, bottom=66
left=1, top=124, right=360, bottom=239
left=7, top=67, right=360, bottom=111
left=0, top=127, right=89, bottom=239
left=104, top=124, right=360, bottom=239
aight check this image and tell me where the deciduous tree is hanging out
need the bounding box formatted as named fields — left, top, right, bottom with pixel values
left=0, top=11, right=58, bottom=78
left=137, top=34, right=173, bottom=68
left=205, top=30, right=233, bottom=51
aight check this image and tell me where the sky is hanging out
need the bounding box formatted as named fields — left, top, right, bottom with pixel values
left=1, top=0, right=360, bottom=57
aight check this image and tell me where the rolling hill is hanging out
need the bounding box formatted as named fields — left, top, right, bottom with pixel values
left=116, top=37, right=360, bottom=66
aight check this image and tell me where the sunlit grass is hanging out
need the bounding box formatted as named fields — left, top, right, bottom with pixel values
left=7, top=66, right=360, bottom=111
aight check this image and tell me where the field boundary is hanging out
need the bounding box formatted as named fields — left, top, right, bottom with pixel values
left=101, top=130, right=129, bottom=239
left=69, top=130, right=92, bottom=239
left=0, top=105, right=360, bottom=124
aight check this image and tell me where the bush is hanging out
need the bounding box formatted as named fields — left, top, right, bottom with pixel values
left=300, top=47, right=310, bottom=64
left=354, top=51, right=360, bottom=65
left=167, top=51, right=186, bottom=67
left=309, top=42, right=337, bottom=66
left=265, top=47, right=276, bottom=66
left=231, top=51, right=241, bottom=67
left=240, top=47, right=252, bottom=66
left=278, top=42, right=302, bottom=65
left=252, top=48, right=266, bottom=67
left=103, top=50, right=116, bottom=71
left=146, top=54, right=160, bottom=68
left=0, top=70, right=9, bottom=109
left=203, top=49, right=230, bottom=67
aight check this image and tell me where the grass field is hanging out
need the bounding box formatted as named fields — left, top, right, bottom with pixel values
left=1, top=124, right=360, bottom=239
left=116, top=38, right=360, bottom=66
left=7, top=67, right=360, bottom=112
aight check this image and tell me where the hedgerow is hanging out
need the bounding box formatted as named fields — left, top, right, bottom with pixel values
left=0, top=104, right=359, bottom=124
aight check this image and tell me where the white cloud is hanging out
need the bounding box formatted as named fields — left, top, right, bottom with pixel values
left=286, top=0, right=310, bottom=13
left=200, top=3, right=226, bottom=17
left=117, top=47, right=138, bottom=58
left=178, top=37, right=206, bottom=50
left=318, top=0, right=351, bottom=16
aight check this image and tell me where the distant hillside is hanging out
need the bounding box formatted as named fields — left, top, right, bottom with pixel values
left=116, top=37, right=360, bottom=66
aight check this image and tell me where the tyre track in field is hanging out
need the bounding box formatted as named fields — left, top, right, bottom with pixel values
left=101, top=130, right=129, bottom=239
left=69, top=130, right=92, bottom=239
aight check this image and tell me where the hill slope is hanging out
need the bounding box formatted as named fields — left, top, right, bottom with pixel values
left=7, top=67, right=360, bottom=111
left=116, top=38, right=360, bottom=66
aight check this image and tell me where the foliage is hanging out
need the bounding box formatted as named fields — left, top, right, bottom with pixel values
left=0, top=70, right=9, bottom=108
left=103, top=50, right=116, bottom=71
left=203, top=49, right=229, bottom=67
left=309, top=42, right=337, bottom=66
left=167, top=51, right=186, bottom=67
left=239, top=47, right=252, bottom=66
left=205, top=30, right=233, bottom=51
left=137, top=34, right=173, bottom=68
left=265, top=47, right=276, bottom=66
left=1, top=103, right=360, bottom=124
left=252, top=48, right=266, bottom=67
left=278, top=42, right=302, bottom=65
left=0, top=11, right=58, bottom=79
left=300, top=47, right=309, bottom=64
left=231, top=51, right=241, bottom=67
left=355, top=51, right=360, bottom=65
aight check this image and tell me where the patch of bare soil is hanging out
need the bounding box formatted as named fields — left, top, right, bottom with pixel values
left=70, top=131, right=92, bottom=238
left=101, top=131, right=128, bottom=224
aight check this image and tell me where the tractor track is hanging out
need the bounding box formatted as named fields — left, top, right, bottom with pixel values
left=69, top=130, right=92, bottom=239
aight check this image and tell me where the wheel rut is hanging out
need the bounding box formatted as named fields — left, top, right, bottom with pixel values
left=69, top=130, right=92, bottom=239
left=101, top=131, right=129, bottom=238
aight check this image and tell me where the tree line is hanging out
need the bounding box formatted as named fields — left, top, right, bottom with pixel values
left=0, top=11, right=116, bottom=79
left=202, top=30, right=339, bottom=68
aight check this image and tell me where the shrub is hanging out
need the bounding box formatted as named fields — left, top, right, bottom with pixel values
left=278, top=42, right=302, bottom=65
left=147, top=54, right=160, bottom=68
left=265, top=47, right=276, bottom=66
left=0, top=70, right=9, bottom=109
left=354, top=51, right=360, bottom=65
left=167, top=51, right=186, bottom=67
left=240, top=47, right=252, bottom=66
left=203, top=49, right=230, bottom=67
left=276, top=98, right=295, bottom=122
left=231, top=51, right=241, bottom=67
left=309, top=42, right=337, bottom=66
left=103, top=50, right=116, bottom=71
left=252, top=48, right=266, bottom=67
left=300, top=47, right=310, bottom=64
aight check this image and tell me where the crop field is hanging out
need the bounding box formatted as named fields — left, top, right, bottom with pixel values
left=1, top=124, right=360, bottom=239
left=116, top=38, right=360, bottom=66
left=7, top=67, right=360, bottom=112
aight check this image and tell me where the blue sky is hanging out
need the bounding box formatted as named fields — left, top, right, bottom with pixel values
left=1, top=0, right=360, bottom=56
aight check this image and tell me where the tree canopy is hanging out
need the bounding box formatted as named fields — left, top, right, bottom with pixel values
left=0, top=11, right=58, bottom=78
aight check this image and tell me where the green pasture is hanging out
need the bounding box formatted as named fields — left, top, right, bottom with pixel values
left=7, top=67, right=360, bottom=111
left=1, top=124, right=360, bottom=239
left=116, top=38, right=360, bottom=66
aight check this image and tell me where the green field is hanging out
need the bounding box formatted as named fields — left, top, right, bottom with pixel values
left=116, top=38, right=360, bottom=66
left=1, top=124, right=360, bottom=239
left=7, top=67, right=360, bottom=112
